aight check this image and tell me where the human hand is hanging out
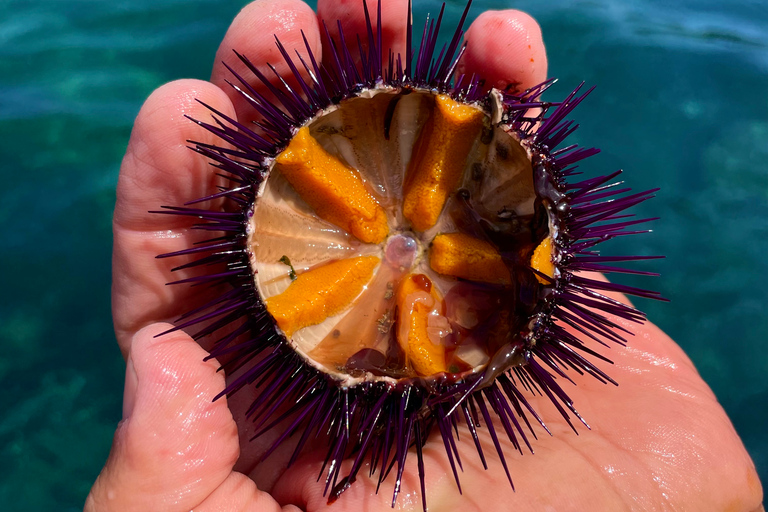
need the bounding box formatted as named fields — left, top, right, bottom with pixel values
left=87, top=0, right=763, bottom=510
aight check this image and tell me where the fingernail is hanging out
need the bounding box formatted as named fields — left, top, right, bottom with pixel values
left=122, top=353, right=138, bottom=419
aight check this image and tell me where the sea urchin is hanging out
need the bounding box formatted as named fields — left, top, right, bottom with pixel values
left=156, top=1, right=663, bottom=509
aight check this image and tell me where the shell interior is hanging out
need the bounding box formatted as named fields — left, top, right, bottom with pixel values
left=248, top=87, right=553, bottom=385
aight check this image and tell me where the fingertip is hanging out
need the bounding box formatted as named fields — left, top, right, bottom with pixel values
left=128, top=80, right=235, bottom=162
left=128, top=322, right=227, bottom=407
left=317, top=0, right=409, bottom=67
left=116, top=79, right=235, bottom=231
left=91, top=323, right=239, bottom=509
left=135, top=79, right=235, bottom=125
left=210, top=0, right=322, bottom=120
left=127, top=322, right=237, bottom=470
left=458, top=9, right=548, bottom=93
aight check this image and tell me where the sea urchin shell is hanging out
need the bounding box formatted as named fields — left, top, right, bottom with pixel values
left=156, top=1, right=664, bottom=509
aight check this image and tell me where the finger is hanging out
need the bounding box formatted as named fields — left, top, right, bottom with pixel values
left=210, top=0, right=322, bottom=123
left=196, top=472, right=303, bottom=512
left=85, top=324, right=240, bottom=512
left=112, top=79, right=236, bottom=355
left=456, top=10, right=547, bottom=93
left=114, top=79, right=235, bottom=232
left=317, top=0, right=409, bottom=70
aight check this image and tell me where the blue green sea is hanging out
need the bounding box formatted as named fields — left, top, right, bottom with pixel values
left=0, top=0, right=766, bottom=509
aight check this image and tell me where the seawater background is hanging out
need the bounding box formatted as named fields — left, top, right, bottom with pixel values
left=0, top=0, right=765, bottom=509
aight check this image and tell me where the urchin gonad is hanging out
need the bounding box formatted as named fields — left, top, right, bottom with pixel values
left=157, top=0, right=663, bottom=509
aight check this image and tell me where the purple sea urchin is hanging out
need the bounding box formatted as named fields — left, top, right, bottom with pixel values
left=156, top=1, right=663, bottom=509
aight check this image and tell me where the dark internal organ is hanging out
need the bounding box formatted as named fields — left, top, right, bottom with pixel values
left=253, top=91, right=555, bottom=380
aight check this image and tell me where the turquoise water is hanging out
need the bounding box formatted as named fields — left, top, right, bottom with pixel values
left=0, top=0, right=765, bottom=509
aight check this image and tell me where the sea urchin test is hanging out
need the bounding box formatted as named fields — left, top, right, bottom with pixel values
left=253, top=91, right=544, bottom=382
left=157, top=1, right=663, bottom=509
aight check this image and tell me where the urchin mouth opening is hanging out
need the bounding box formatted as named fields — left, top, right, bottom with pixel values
left=246, top=86, right=560, bottom=387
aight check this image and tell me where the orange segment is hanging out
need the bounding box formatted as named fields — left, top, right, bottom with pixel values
left=531, top=236, right=555, bottom=284
left=403, top=94, right=484, bottom=232
left=265, top=256, right=379, bottom=337
left=275, top=127, right=389, bottom=244
left=429, top=233, right=511, bottom=285
left=395, top=274, right=448, bottom=376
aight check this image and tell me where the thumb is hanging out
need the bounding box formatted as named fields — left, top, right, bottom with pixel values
left=85, top=323, right=241, bottom=511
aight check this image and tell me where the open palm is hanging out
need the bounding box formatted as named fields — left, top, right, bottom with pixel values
left=87, top=0, right=762, bottom=510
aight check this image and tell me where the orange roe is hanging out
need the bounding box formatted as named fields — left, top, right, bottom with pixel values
left=429, top=233, right=511, bottom=285
left=395, top=274, right=448, bottom=376
left=275, top=127, right=389, bottom=244
left=530, top=237, right=555, bottom=284
left=265, top=256, right=379, bottom=337
left=403, top=95, right=484, bottom=232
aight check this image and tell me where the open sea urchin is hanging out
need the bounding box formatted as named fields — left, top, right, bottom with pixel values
left=157, top=1, right=664, bottom=508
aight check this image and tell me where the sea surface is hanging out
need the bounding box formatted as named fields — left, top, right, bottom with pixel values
left=0, top=0, right=766, bottom=509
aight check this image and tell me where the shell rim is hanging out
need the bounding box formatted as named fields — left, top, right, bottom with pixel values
left=247, top=83, right=563, bottom=390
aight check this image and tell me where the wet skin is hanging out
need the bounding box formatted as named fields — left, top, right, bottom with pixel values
left=88, top=0, right=763, bottom=510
